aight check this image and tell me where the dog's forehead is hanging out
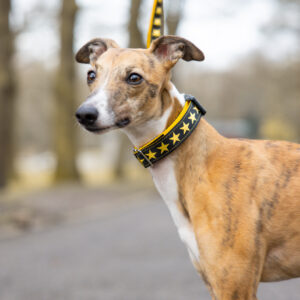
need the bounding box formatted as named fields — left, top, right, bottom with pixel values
left=96, top=48, right=157, bottom=70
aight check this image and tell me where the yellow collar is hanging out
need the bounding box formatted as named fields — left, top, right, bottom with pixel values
left=133, top=94, right=206, bottom=168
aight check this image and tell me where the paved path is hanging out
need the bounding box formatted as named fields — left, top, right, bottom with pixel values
left=0, top=191, right=299, bottom=300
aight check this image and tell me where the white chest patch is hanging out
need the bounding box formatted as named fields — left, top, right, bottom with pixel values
left=150, top=159, right=200, bottom=263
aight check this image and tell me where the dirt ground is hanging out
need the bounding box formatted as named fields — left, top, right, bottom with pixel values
left=0, top=184, right=299, bottom=300
left=0, top=182, right=154, bottom=240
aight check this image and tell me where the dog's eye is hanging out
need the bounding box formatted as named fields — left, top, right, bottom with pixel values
left=87, top=70, right=96, bottom=84
left=127, top=73, right=143, bottom=85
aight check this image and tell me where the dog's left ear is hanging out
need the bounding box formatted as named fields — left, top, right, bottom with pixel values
left=75, top=38, right=119, bottom=64
left=149, top=35, right=204, bottom=68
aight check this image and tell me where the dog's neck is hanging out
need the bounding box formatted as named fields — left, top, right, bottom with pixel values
left=124, top=82, right=185, bottom=148
left=124, top=82, right=220, bottom=168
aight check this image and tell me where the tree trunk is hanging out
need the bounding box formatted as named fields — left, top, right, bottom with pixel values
left=128, top=0, right=145, bottom=48
left=54, top=0, right=79, bottom=182
left=0, top=0, right=16, bottom=188
left=114, top=0, right=144, bottom=179
left=166, top=0, right=184, bottom=35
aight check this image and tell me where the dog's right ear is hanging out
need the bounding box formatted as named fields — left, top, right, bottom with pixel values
left=149, top=35, right=204, bottom=69
left=75, top=38, right=119, bottom=64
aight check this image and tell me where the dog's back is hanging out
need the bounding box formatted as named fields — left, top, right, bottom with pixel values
left=248, top=139, right=300, bottom=281
left=199, top=133, right=300, bottom=282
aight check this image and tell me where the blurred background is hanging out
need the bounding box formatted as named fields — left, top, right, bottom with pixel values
left=0, top=0, right=300, bottom=299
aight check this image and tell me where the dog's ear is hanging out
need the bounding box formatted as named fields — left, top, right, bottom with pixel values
left=75, top=38, right=120, bottom=64
left=149, top=35, right=204, bottom=68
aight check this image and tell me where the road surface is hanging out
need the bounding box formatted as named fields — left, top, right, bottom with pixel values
left=0, top=189, right=299, bottom=300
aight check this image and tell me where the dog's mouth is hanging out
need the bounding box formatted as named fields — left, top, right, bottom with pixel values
left=84, top=125, right=112, bottom=133
left=83, top=118, right=131, bottom=134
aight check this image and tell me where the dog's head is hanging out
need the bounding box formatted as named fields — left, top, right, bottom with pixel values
left=75, top=36, right=204, bottom=134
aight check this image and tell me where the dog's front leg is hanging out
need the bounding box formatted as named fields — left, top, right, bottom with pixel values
left=194, top=227, right=265, bottom=300
left=198, top=256, right=262, bottom=300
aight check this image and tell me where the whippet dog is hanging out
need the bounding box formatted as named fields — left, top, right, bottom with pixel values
left=75, top=35, right=300, bottom=300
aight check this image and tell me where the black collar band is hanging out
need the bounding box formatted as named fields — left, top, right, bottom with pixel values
left=133, top=94, right=206, bottom=168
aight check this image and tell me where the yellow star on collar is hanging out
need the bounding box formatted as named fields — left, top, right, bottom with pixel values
left=193, top=106, right=199, bottom=113
left=169, top=132, right=180, bottom=145
left=146, top=150, right=156, bottom=160
left=180, top=122, right=190, bottom=134
left=157, top=142, right=169, bottom=154
left=188, top=112, right=197, bottom=124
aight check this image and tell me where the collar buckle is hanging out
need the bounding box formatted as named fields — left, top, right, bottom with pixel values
left=184, top=94, right=206, bottom=115
left=136, top=149, right=153, bottom=167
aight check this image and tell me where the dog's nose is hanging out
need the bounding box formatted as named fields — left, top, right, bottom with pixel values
left=75, top=105, right=99, bottom=126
